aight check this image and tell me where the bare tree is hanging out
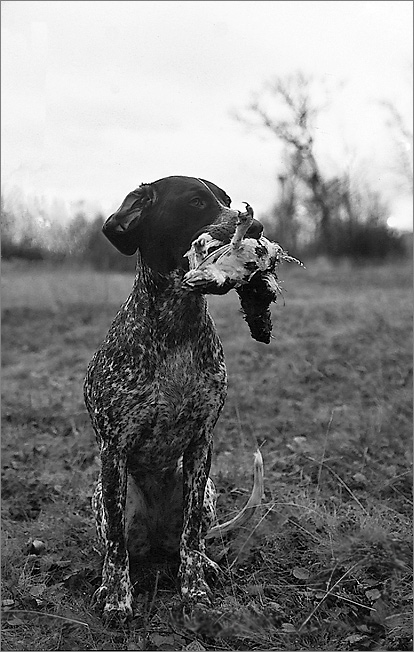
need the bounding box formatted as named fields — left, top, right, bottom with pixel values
left=237, top=72, right=338, bottom=252
left=380, top=99, right=413, bottom=193
left=263, top=148, right=303, bottom=251
left=237, top=72, right=406, bottom=260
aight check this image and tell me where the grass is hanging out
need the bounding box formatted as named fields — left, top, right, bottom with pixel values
left=1, top=259, right=412, bottom=651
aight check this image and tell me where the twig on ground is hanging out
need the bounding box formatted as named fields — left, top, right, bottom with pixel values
left=298, top=561, right=362, bottom=632
left=317, top=409, right=335, bottom=490
left=2, top=609, right=91, bottom=628
left=326, top=592, right=376, bottom=612
left=147, top=570, right=160, bottom=620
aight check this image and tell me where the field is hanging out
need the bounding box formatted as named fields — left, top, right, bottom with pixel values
left=1, top=260, right=412, bottom=651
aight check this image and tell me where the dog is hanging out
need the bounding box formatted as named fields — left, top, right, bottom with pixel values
left=84, top=176, right=263, bottom=624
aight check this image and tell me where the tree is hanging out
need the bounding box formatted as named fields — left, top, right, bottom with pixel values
left=65, top=211, right=92, bottom=259
left=237, top=71, right=406, bottom=262
left=238, top=71, right=335, bottom=252
left=262, top=151, right=302, bottom=251
left=1, top=194, right=17, bottom=258
left=380, top=99, right=413, bottom=193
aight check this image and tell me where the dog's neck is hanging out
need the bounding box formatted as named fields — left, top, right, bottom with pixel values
left=127, top=252, right=211, bottom=346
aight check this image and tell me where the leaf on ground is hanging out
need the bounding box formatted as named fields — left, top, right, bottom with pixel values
left=281, top=623, right=296, bottom=633
left=314, top=591, right=327, bottom=599
left=245, top=583, right=264, bottom=595
left=292, top=566, right=310, bottom=580
left=151, top=633, right=177, bottom=649
left=267, top=601, right=283, bottom=611
left=365, top=588, right=381, bottom=601
left=287, top=436, right=314, bottom=453
left=344, top=633, right=371, bottom=648
left=356, top=625, right=371, bottom=633
left=127, top=637, right=145, bottom=651
left=59, top=639, right=81, bottom=651
left=3, top=615, right=25, bottom=626
left=352, top=472, right=368, bottom=485
left=344, top=633, right=368, bottom=643
left=29, top=584, right=46, bottom=597
left=184, top=641, right=206, bottom=650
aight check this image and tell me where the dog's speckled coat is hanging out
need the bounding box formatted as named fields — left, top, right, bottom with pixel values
left=84, top=176, right=262, bottom=624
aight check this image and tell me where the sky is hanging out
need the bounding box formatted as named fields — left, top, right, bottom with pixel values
left=1, top=0, right=413, bottom=231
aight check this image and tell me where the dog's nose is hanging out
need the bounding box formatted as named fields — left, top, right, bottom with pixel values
left=246, top=218, right=263, bottom=240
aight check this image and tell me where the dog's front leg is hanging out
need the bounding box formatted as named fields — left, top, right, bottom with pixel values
left=92, top=444, right=133, bottom=625
left=180, top=435, right=215, bottom=606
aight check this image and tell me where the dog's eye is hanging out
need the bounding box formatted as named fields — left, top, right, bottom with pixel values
left=190, top=198, right=204, bottom=207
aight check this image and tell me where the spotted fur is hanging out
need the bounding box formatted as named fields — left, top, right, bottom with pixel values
left=84, top=176, right=263, bottom=624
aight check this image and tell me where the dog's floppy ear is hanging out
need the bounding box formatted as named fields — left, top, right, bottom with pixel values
left=102, top=183, right=157, bottom=255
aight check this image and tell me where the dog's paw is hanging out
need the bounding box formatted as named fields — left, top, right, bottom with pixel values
left=91, top=581, right=133, bottom=627
left=181, top=577, right=213, bottom=608
left=102, top=602, right=133, bottom=628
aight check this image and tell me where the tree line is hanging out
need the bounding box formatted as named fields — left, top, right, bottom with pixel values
left=2, top=72, right=411, bottom=270
left=1, top=186, right=408, bottom=272
left=1, top=203, right=136, bottom=273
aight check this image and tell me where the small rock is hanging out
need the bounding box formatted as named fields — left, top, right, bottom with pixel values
left=26, top=538, right=46, bottom=555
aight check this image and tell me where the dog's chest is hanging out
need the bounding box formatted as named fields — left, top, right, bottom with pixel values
left=87, top=323, right=227, bottom=465
left=153, top=344, right=226, bottom=421
left=126, top=343, right=226, bottom=467
left=85, top=277, right=229, bottom=468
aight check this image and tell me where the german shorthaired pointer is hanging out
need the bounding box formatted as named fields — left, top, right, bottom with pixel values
left=84, top=175, right=263, bottom=624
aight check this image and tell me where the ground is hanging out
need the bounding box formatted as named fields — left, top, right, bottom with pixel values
left=1, top=259, right=412, bottom=651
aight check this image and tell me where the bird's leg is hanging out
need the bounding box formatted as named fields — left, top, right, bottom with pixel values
left=231, top=203, right=254, bottom=250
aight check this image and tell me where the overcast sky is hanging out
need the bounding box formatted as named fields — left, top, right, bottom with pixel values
left=1, top=0, right=413, bottom=230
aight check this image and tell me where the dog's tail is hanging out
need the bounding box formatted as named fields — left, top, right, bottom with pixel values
left=205, top=449, right=264, bottom=540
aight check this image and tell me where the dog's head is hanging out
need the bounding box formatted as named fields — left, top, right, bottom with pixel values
left=102, top=176, right=263, bottom=274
